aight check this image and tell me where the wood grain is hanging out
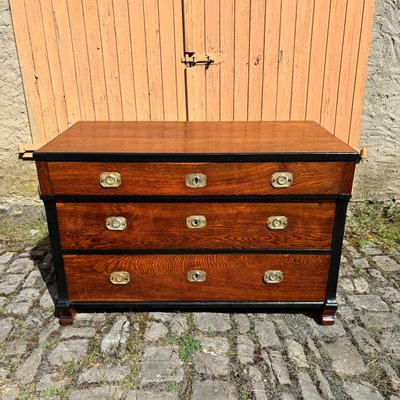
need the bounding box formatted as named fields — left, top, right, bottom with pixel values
left=64, top=253, right=330, bottom=302
left=57, top=202, right=335, bottom=250
left=35, top=161, right=51, bottom=196
left=36, top=121, right=358, bottom=155
left=46, top=161, right=355, bottom=196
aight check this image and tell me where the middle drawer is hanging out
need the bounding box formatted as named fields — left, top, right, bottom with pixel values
left=57, top=202, right=335, bottom=250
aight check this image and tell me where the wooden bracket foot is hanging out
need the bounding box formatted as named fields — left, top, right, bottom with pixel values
left=58, top=308, right=76, bottom=326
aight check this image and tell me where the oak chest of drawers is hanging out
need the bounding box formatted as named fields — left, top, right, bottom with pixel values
left=34, top=121, right=359, bottom=325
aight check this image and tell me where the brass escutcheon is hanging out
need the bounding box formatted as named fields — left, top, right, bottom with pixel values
left=186, top=173, right=207, bottom=188
left=110, top=271, right=130, bottom=285
left=267, top=216, right=288, bottom=230
left=100, top=172, right=121, bottom=188
left=187, top=270, right=206, bottom=282
left=186, top=215, right=206, bottom=229
left=271, top=172, right=293, bottom=188
left=264, top=270, right=284, bottom=284
left=106, top=216, right=127, bottom=231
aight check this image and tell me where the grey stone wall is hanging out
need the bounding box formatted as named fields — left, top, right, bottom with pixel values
left=0, top=0, right=399, bottom=203
left=353, top=0, right=400, bottom=201
left=0, top=0, right=38, bottom=204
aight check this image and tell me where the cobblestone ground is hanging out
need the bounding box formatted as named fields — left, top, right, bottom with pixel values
left=0, top=241, right=399, bottom=400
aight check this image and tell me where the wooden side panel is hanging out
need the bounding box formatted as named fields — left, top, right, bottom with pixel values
left=247, top=0, right=266, bottom=120
left=64, top=254, right=330, bottom=302
left=335, top=1, right=365, bottom=143
left=262, top=0, right=281, bottom=120
left=306, top=0, right=330, bottom=123
left=233, top=0, right=250, bottom=120
left=349, top=0, right=375, bottom=149
left=291, top=0, right=314, bottom=120
left=35, top=161, right=51, bottom=196
left=276, top=0, right=296, bottom=120
left=320, top=0, right=347, bottom=133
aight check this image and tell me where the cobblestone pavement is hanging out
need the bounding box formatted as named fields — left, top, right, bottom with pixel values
left=0, top=241, right=399, bottom=399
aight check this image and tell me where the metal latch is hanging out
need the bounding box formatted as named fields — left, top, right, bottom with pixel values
left=182, top=52, right=224, bottom=68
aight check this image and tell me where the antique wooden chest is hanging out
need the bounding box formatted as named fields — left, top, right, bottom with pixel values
left=34, top=121, right=359, bottom=325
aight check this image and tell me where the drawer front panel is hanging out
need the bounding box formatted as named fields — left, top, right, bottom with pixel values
left=46, top=161, right=355, bottom=195
left=57, top=202, right=335, bottom=250
left=64, top=254, right=330, bottom=302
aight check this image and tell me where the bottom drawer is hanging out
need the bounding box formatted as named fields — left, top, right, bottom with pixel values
left=64, top=254, right=330, bottom=302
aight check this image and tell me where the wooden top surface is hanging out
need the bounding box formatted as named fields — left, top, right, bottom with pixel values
left=35, top=121, right=359, bottom=161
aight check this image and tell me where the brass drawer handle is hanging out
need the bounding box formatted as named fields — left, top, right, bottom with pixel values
left=106, top=216, right=127, bottom=231
left=186, top=215, right=206, bottom=229
left=267, top=216, right=288, bottom=230
left=264, top=270, right=284, bottom=284
left=187, top=270, right=206, bottom=282
left=100, top=172, right=121, bottom=188
left=186, top=173, right=207, bottom=188
left=271, top=172, right=293, bottom=188
left=110, top=271, right=130, bottom=285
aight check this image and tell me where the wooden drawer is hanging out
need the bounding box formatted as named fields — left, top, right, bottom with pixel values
left=41, top=161, right=355, bottom=196
left=57, top=202, right=335, bottom=250
left=64, top=254, right=330, bottom=302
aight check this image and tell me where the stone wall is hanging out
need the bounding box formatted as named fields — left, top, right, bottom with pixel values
left=0, top=0, right=399, bottom=204
left=0, top=0, right=38, bottom=205
left=353, top=0, right=400, bottom=201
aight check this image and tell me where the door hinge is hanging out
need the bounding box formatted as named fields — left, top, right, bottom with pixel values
left=182, top=52, right=224, bottom=68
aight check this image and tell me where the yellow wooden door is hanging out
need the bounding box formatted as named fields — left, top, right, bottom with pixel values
left=182, top=0, right=374, bottom=148
left=11, top=0, right=374, bottom=149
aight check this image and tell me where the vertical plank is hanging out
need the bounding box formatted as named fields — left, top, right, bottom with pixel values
left=184, top=0, right=206, bottom=121
left=128, top=0, right=150, bottom=120
left=113, top=0, right=137, bottom=120
left=205, top=0, right=220, bottom=121
left=68, top=0, right=95, bottom=121
left=262, top=0, right=281, bottom=120
left=39, top=0, right=68, bottom=133
left=97, top=0, right=123, bottom=120
left=173, top=0, right=187, bottom=121
left=81, top=0, right=109, bottom=120
left=219, top=0, right=234, bottom=121
left=159, top=0, right=178, bottom=121
left=24, top=0, right=59, bottom=142
left=143, top=0, right=164, bottom=120
left=306, top=0, right=330, bottom=123
left=9, top=0, right=45, bottom=144
left=335, top=0, right=364, bottom=143
left=349, top=0, right=375, bottom=149
left=290, top=0, right=314, bottom=120
left=233, top=0, right=250, bottom=120
left=52, top=0, right=81, bottom=124
left=247, top=0, right=265, bottom=121
left=320, top=0, right=347, bottom=133
left=276, top=0, right=297, bottom=120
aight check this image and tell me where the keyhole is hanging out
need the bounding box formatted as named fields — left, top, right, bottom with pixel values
left=193, top=273, right=201, bottom=281
left=193, top=176, right=200, bottom=185
left=191, top=218, right=200, bottom=227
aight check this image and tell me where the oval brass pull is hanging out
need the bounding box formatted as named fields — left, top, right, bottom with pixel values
left=264, top=270, right=283, bottom=284
left=271, top=172, right=293, bottom=188
left=186, top=173, right=207, bottom=188
left=106, top=216, right=127, bottom=231
left=186, top=215, right=206, bottom=229
left=267, top=216, right=288, bottom=230
left=187, top=270, right=206, bottom=282
left=100, top=172, right=121, bottom=188
left=110, top=271, right=130, bottom=285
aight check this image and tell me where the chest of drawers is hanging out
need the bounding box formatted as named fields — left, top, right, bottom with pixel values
left=34, top=121, right=359, bottom=325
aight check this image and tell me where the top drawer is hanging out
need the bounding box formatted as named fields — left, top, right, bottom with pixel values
left=38, top=161, right=355, bottom=196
